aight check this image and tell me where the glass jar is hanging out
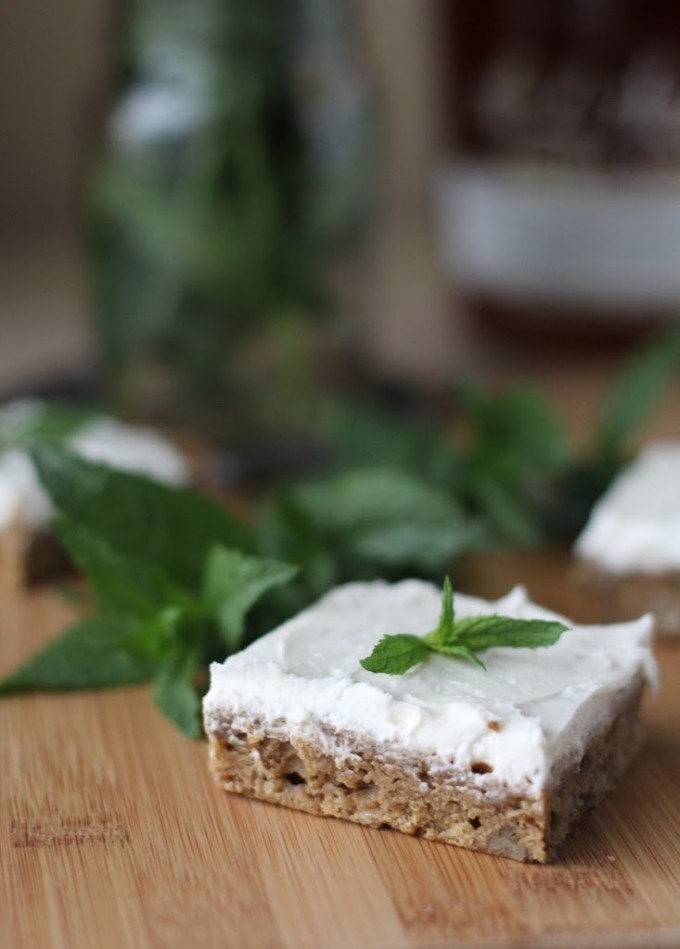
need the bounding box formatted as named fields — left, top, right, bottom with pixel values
left=87, top=0, right=371, bottom=435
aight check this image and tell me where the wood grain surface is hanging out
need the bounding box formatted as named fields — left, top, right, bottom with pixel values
left=2, top=554, right=680, bottom=949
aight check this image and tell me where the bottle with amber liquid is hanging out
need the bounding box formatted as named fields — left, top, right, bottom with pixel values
left=439, top=0, right=680, bottom=344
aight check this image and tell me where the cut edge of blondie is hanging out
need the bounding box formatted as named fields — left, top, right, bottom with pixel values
left=206, top=673, right=645, bottom=863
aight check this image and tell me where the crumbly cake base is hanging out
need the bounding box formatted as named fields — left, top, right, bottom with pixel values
left=574, top=560, right=680, bottom=638
left=206, top=676, right=645, bottom=863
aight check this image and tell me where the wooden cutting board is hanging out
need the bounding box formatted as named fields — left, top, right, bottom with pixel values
left=2, top=556, right=680, bottom=949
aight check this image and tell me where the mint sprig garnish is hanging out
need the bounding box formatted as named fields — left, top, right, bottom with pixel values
left=0, top=444, right=297, bottom=737
left=360, top=578, right=568, bottom=675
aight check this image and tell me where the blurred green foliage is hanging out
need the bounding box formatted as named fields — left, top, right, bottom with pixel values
left=89, top=0, right=370, bottom=431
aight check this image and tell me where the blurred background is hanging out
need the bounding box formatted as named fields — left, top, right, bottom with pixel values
left=2, top=0, right=680, bottom=443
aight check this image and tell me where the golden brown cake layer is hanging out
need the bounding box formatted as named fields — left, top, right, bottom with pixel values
left=207, top=676, right=645, bottom=863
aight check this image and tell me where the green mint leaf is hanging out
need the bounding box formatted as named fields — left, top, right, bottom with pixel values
left=321, top=400, right=462, bottom=491
left=0, top=614, right=153, bottom=694
left=469, top=472, right=541, bottom=547
left=359, top=634, right=430, bottom=675
left=455, top=382, right=570, bottom=471
left=441, top=576, right=455, bottom=626
left=30, top=443, right=252, bottom=591
left=598, top=329, right=680, bottom=454
left=123, top=606, right=185, bottom=663
left=291, top=466, right=480, bottom=572
left=54, top=517, right=188, bottom=620
left=450, top=615, right=568, bottom=651
left=293, top=466, right=461, bottom=536
left=152, top=646, right=202, bottom=738
left=497, top=388, right=570, bottom=470
left=431, top=642, right=487, bottom=669
left=256, top=494, right=339, bottom=599
left=352, top=521, right=478, bottom=573
left=424, top=575, right=457, bottom=647
left=203, top=546, right=298, bottom=652
left=454, top=381, right=572, bottom=547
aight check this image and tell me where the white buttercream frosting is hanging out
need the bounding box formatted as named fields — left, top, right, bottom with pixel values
left=575, top=441, right=680, bottom=573
left=0, top=401, right=190, bottom=530
left=204, top=580, right=655, bottom=796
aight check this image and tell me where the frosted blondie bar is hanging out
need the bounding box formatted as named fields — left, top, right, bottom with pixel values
left=204, top=581, right=655, bottom=862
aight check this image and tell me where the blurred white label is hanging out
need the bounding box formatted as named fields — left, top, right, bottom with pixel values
left=437, top=162, right=680, bottom=316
